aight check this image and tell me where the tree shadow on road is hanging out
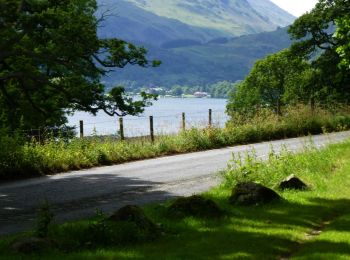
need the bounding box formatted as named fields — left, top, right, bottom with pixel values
left=0, top=173, right=178, bottom=236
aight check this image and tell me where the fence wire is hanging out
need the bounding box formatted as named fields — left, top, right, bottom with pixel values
left=10, top=109, right=229, bottom=139
left=74, top=109, right=228, bottom=137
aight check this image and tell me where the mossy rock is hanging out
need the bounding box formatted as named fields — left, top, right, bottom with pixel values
left=167, top=195, right=223, bottom=218
left=11, top=237, right=52, bottom=254
left=109, top=205, right=158, bottom=235
left=230, top=182, right=280, bottom=206
left=279, top=174, right=308, bottom=190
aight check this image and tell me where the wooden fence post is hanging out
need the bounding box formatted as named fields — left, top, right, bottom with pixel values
left=38, top=128, right=41, bottom=143
left=79, top=120, right=84, bottom=138
left=209, top=109, right=212, bottom=127
left=182, top=112, right=186, bottom=131
left=119, top=117, right=125, bottom=140
left=149, top=116, right=154, bottom=143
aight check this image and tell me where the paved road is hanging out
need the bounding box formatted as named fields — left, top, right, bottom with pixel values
left=1, top=131, right=350, bottom=236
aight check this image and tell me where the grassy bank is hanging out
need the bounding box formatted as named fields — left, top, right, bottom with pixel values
left=1, top=105, right=350, bottom=180
left=2, top=137, right=350, bottom=259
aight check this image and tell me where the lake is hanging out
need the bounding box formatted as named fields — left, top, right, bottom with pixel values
left=68, top=98, right=228, bottom=137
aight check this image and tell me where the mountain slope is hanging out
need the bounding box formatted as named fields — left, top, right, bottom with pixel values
left=106, top=27, right=292, bottom=87
left=124, top=0, right=294, bottom=35
left=98, top=0, right=295, bottom=46
left=98, top=0, right=227, bottom=47
left=97, top=0, right=294, bottom=87
left=246, top=0, right=295, bottom=27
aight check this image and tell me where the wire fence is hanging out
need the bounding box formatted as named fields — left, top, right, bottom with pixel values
left=10, top=109, right=229, bottom=141
left=75, top=109, right=228, bottom=139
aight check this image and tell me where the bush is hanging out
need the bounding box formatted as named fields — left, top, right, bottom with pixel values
left=0, top=132, right=39, bottom=179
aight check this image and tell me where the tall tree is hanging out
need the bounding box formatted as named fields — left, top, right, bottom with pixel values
left=0, top=0, right=159, bottom=131
left=210, top=81, right=236, bottom=99
left=227, top=49, right=305, bottom=115
left=288, top=0, right=350, bottom=104
left=335, top=14, right=350, bottom=69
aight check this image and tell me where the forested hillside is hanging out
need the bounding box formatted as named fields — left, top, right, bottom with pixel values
left=106, top=27, right=292, bottom=87
left=97, top=0, right=295, bottom=87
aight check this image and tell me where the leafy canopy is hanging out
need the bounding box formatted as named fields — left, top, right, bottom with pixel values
left=227, top=49, right=308, bottom=116
left=288, top=0, right=350, bottom=102
left=335, top=14, right=350, bottom=68
left=227, top=0, right=350, bottom=118
left=0, top=0, right=160, bottom=130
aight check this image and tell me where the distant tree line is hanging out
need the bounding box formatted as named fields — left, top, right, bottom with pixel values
left=168, top=81, right=237, bottom=98
left=122, top=81, right=238, bottom=99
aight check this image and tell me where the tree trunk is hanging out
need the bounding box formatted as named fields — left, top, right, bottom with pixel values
left=310, top=96, right=315, bottom=114
left=276, top=99, right=282, bottom=116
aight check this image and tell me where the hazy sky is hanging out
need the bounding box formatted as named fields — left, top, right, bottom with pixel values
left=270, top=0, right=318, bottom=17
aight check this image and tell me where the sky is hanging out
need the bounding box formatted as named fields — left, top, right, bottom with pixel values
left=270, top=0, right=318, bottom=17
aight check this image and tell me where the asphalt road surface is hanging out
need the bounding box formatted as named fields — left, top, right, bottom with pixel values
left=1, top=131, right=350, bottom=236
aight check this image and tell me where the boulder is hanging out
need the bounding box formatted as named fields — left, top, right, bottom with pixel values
left=229, top=182, right=280, bottom=206
left=167, top=195, right=222, bottom=218
left=109, top=205, right=157, bottom=233
left=11, top=237, right=51, bottom=254
left=279, top=175, right=308, bottom=190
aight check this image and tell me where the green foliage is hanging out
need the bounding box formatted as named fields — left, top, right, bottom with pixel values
left=36, top=201, right=54, bottom=238
left=223, top=138, right=350, bottom=199
left=209, top=81, right=237, bottom=98
left=166, top=81, right=236, bottom=98
left=335, top=14, right=350, bottom=69
left=288, top=0, right=350, bottom=103
left=225, top=148, right=262, bottom=184
left=41, top=208, right=158, bottom=251
left=288, top=0, right=348, bottom=58
left=0, top=131, right=38, bottom=179
left=0, top=0, right=158, bottom=131
left=228, top=0, right=350, bottom=118
left=227, top=49, right=309, bottom=115
left=170, top=85, right=184, bottom=96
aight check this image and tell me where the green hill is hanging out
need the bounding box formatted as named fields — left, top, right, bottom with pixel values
left=124, top=0, right=294, bottom=36
left=106, top=27, right=292, bottom=87
left=98, top=0, right=294, bottom=46
left=97, top=0, right=294, bottom=87
left=98, top=0, right=227, bottom=47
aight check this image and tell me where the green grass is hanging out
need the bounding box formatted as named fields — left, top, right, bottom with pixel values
left=2, top=138, right=350, bottom=259
left=2, top=105, right=350, bottom=180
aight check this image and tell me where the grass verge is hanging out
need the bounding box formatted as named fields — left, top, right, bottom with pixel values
left=1, top=139, right=350, bottom=259
left=1, top=105, right=350, bottom=180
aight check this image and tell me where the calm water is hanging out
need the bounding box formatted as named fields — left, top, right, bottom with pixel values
left=68, top=98, right=228, bottom=137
